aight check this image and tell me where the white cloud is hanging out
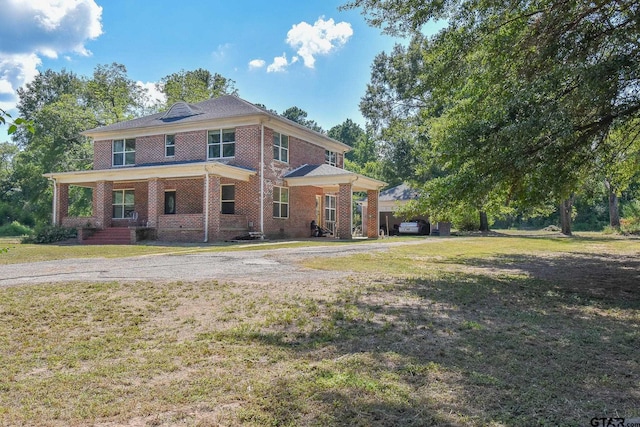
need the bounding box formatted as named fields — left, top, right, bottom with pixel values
left=248, top=59, right=266, bottom=70
left=212, top=43, right=232, bottom=61
left=137, top=81, right=166, bottom=108
left=0, top=0, right=103, bottom=105
left=267, top=53, right=291, bottom=73
left=286, top=17, right=353, bottom=68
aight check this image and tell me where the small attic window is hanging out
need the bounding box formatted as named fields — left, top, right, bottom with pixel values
left=160, top=102, right=203, bottom=121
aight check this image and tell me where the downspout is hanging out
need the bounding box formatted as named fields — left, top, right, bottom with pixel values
left=51, top=178, right=57, bottom=226
left=204, top=171, right=210, bottom=242
left=260, top=122, right=265, bottom=234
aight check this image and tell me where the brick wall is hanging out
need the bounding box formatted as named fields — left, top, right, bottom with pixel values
left=93, top=140, right=112, bottom=170
left=176, top=130, right=207, bottom=162
left=165, top=178, right=203, bottom=214
left=135, top=134, right=164, bottom=165
left=366, top=189, right=379, bottom=238
left=157, top=214, right=204, bottom=242
left=337, top=183, right=352, bottom=239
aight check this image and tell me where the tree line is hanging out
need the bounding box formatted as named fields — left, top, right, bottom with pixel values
left=341, top=0, right=640, bottom=235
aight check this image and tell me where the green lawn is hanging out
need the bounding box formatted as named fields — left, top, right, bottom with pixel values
left=0, top=234, right=638, bottom=426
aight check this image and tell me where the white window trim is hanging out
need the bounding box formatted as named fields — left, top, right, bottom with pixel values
left=112, top=138, right=135, bottom=167
left=324, top=194, right=336, bottom=233
left=325, top=150, right=337, bottom=167
left=273, top=186, right=289, bottom=219
left=112, top=188, right=135, bottom=219
left=165, top=134, right=175, bottom=158
left=207, top=129, right=236, bottom=160
left=273, top=132, right=289, bottom=163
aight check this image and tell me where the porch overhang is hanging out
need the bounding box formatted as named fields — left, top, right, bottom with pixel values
left=284, top=164, right=386, bottom=192
left=43, top=161, right=256, bottom=186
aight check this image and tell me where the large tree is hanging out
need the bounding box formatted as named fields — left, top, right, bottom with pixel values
left=85, top=63, right=146, bottom=125
left=346, top=0, right=640, bottom=234
left=158, top=68, right=237, bottom=105
left=281, top=106, right=324, bottom=133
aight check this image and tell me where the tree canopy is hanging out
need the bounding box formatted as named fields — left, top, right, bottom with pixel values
left=158, top=68, right=237, bottom=106
left=347, top=0, right=640, bottom=232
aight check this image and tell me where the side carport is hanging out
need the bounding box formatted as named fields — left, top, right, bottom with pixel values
left=284, top=164, right=386, bottom=239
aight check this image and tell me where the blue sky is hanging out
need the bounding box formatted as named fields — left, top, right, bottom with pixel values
left=0, top=0, right=445, bottom=140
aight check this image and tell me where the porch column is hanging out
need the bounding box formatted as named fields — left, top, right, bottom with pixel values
left=147, top=178, right=164, bottom=227
left=366, top=189, right=380, bottom=239
left=54, top=183, right=69, bottom=226
left=94, top=180, right=113, bottom=229
left=337, top=183, right=353, bottom=239
left=205, top=175, right=221, bottom=241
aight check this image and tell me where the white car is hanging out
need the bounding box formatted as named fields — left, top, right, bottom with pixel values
left=398, top=219, right=430, bottom=235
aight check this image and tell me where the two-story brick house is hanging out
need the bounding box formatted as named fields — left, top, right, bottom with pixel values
left=44, top=95, right=384, bottom=243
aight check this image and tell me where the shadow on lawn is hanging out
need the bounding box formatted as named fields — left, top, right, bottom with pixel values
left=236, top=253, right=640, bottom=426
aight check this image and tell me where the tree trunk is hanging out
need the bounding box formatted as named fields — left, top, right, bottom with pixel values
left=559, top=198, right=573, bottom=236
left=479, top=211, right=489, bottom=232
left=605, top=180, right=621, bottom=229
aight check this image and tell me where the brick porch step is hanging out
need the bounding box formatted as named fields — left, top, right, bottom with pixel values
left=83, top=227, right=131, bottom=245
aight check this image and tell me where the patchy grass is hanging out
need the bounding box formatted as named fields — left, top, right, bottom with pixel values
left=0, top=234, right=639, bottom=426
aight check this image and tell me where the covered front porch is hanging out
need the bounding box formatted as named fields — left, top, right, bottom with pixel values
left=45, top=161, right=257, bottom=243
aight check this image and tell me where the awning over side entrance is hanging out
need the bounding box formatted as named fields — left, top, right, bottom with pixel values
left=284, top=164, right=385, bottom=191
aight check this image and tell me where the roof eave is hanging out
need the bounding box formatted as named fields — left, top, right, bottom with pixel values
left=44, top=161, right=256, bottom=185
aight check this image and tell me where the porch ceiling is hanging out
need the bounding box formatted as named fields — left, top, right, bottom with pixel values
left=44, top=161, right=256, bottom=185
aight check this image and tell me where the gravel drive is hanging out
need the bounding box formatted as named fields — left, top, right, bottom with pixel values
left=0, top=239, right=434, bottom=286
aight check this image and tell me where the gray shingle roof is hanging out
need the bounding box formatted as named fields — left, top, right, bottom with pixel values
left=284, top=164, right=354, bottom=178
left=84, top=95, right=269, bottom=134
left=379, top=183, right=419, bottom=202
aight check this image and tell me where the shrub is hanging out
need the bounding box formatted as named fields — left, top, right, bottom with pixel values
left=620, top=218, right=640, bottom=235
left=0, top=221, right=32, bottom=237
left=22, top=225, right=77, bottom=244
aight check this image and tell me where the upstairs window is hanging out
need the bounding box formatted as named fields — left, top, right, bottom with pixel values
left=273, top=132, right=289, bottom=163
left=208, top=129, right=235, bottom=159
left=113, top=139, right=135, bottom=166
left=325, top=150, right=337, bottom=166
left=165, top=134, right=175, bottom=157
left=273, top=186, right=289, bottom=218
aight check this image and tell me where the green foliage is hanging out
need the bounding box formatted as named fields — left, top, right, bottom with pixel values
left=348, top=0, right=640, bottom=233
left=0, top=201, right=35, bottom=228
left=158, top=68, right=237, bottom=106
left=85, top=63, right=146, bottom=124
left=21, top=225, right=76, bottom=244
left=620, top=218, right=640, bottom=235
left=0, top=221, right=32, bottom=237
left=280, top=106, right=324, bottom=133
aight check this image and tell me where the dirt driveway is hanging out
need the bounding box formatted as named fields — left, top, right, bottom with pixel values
left=0, top=239, right=431, bottom=287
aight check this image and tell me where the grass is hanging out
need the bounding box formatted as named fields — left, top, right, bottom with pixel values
left=0, top=233, right=639, bottom=426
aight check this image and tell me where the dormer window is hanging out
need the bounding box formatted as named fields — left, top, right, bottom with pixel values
left=113, top=139, right=135, bottom=166
left=208, top=129, right=235, bottom=159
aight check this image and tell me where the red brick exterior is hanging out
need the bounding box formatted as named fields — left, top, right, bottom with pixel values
left=337, top=183, right=352, bottom=239
left=81, top=121, right=367, bottom=242
left=366, top=190, right=379, bottom=238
